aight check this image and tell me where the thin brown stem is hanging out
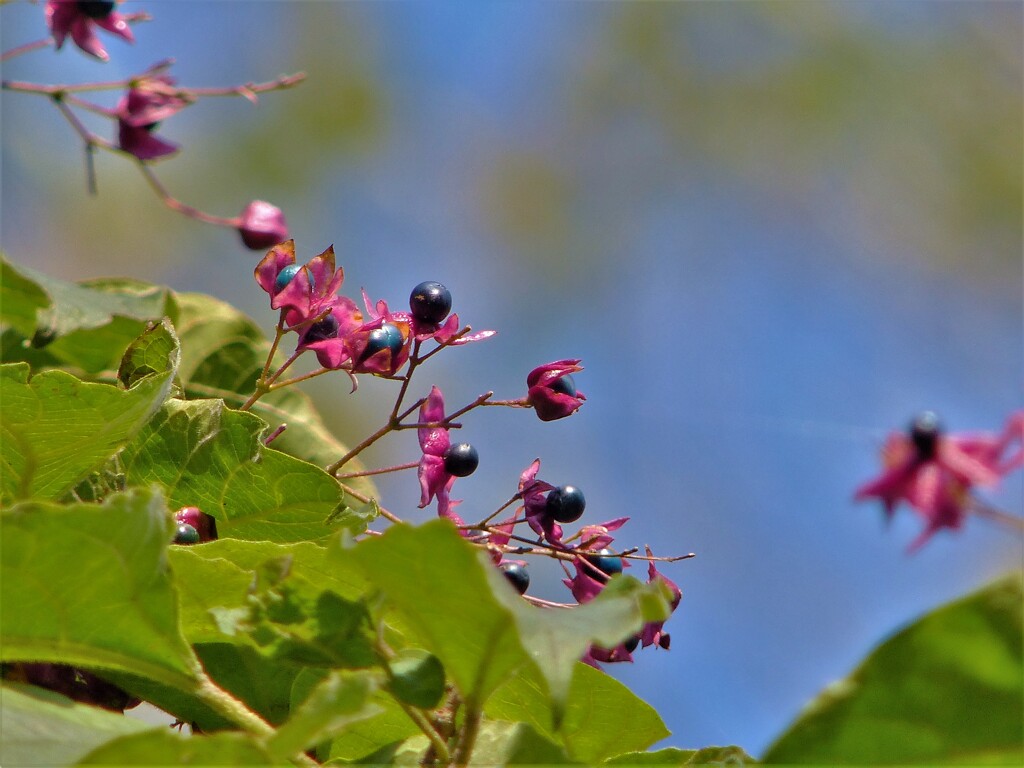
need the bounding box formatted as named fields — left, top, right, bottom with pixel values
left=136, top=163, right=239, bottom=226
left=969, top=501, right=1024, bottom=532
left=336, top=461, right=420, bottom=479
left=1, top=37, right=54, bottom=63
left=327, top=397, right=428, bottom=474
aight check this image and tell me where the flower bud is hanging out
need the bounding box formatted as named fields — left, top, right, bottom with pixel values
left=238, top=200, right=289, bottom=250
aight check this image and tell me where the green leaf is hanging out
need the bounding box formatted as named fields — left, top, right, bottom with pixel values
left=486, top=660, right=669, bottom=764
left=467, top=720, right=577, bottom=766
left=212, top=561, right=376, bottom=668
left=117, top=318, right=181, bottom=388
left=352, top=520, right=673, bottom=719
left=0, top=489, right=200, bottom=691
left=195, top=643, right=303, bottom=726
left=77, top=729, right=278, bottom=766
left=352, top=521, right=530, bottom=707
left=0, top=357, right=176, bottom=504
left=269, top=671, right=380, bottom=759
left=119, top=397, right=366, bottom=542
left=9, top=264, right=178, bottom=374
left=0, top=257, right=50, bottom=337
left=603, top=746, right=756, bottom=765
left=323, top=692, right=421, bottom=763
left=100, top=644, right=302, bottom=735
left=763, top=573, right=1024, bottom=765
left=0, top=682, right=155, bottom=768
left=173, top=292, right=374, bottom=497
left=386, top=649, right=446, bottom=710
left=513, top=574, right=672, bottom=719
left=170, top=538, right=369, bottom=646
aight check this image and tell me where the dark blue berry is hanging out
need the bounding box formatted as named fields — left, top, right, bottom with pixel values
left=409, top=281, right=452, bottom=325
left=174, top=523, right=201, bottom=545
left=500, top=562, right=530, bottom=594
left=549, top=374, right=577, bottom=398
left=363, top=323, right=404, bottom=358
left=585, top=548, right=623, bottom=582
left=274, top=264, right=303, bottom=293
left=443, top=442, right=479, bottom=477
left=304, top=314, right=339, bottom=343
left=77, top=1, right=116, bottom=18
left=909, top=411, right=942, bottom=460
left=623, top=635, right=640, bottom=653
left=545, top=485, right=585, bottom=523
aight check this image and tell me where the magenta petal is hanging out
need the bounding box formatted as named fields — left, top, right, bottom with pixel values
left=938, top=442, right=1001, bottom=487
left=254, top=242, right=296, bottom=294
left=528, top=386, right=584, bottom=421
left=94, top=13, right=135, bottom=44
left=118, top=124, right=178, bottom=160
left=69, top=18, right=108, bottom=61
left=451, top=329, right=497, bottom=345
left=418, top=455, right=447, bottom=507
left=418, top=388, right=450, bottom=456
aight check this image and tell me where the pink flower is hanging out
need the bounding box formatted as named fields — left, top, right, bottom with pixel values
left=417, top=386, right=478, bottom=525
left=254, top=241, right=350, bottom=328
left=640, top=548, right=681, bottom=650
left=116, top=76, right=188, bottom=161
left=339, top=291, right=413, bottom=376
left=47, top=0, right=134, bottom=62
left=526, top=360, right=586, bottom=421
left=854, top=411, right=1024, bottom=550
left=518, top=459, right=559, bottom=542
left=238, top=201, right=289, bottom=251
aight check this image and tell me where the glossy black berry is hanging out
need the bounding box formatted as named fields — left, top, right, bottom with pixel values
left=909, top=411, right=942, bottom=460
left=304, top=313, right=339, bottom=343
left=500, top=562, right=530, bottom=595
left=549, top=374, right=577, bottom=398
left=364, top=323, right=404, bottom=358
left=77, top=1, right=116, bottom=19
left=274, top=263, right=302, bottom=293
left=174, top=523, right=201, bottom=545
left=586, top=548, right=623, bottom=582
left=623, top=635, right=640, bottom=653
left=443, top=442, right=479, bottom=477
left=545, top=485, right=585, bottom=523
left=409, top=281, right=452, bottom=325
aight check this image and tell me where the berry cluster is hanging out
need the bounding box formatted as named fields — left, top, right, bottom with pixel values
left=246, top=241, right=687, bottom=668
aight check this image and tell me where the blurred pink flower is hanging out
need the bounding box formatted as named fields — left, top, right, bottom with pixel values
left=854, top=411, right=1024, bottom=550
left=47, top=0, right=134, bottom=62
left=116, top=77, right=187, bottom=161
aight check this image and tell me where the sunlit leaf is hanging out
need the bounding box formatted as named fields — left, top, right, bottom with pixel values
left=352, top=520, right=673, bottom=720
left=0, top=358, right=175, bottom=504
left=173, top=292, right=374, bottom=497
left=603, top=745, right=755, bottom=765
left=119, top=398, right=366, bottom=542
left=0, top=682, right=154, bottom=768
left=0, top=256, right=50, bottom=338
left=77, top=729, right=277, bottom=766
left=269, top=671, right=380, bottom=759
left=0, top=489, right=200, bottom=692
left=486, top=660, right=669, bottom=763
left=763, top=573, right=1023, bottom=765
left=5, top=263, right=177, bottom=373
